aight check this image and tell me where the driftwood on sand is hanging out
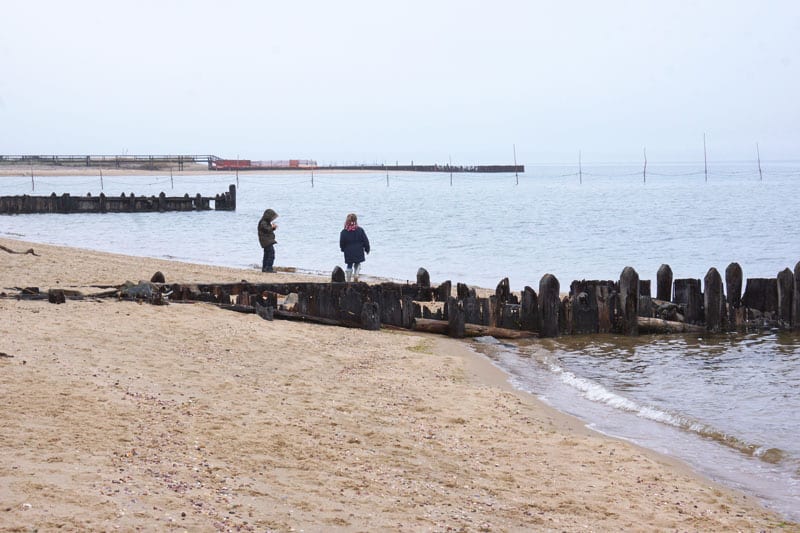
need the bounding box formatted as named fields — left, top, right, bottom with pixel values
left=0, top=244, right=38, bottom=256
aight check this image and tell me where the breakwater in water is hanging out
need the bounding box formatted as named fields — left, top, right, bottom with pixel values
left=0, top=185, right=236, bottom=214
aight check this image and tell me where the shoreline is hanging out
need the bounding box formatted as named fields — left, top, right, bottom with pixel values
left=0, top=236, right=794, bottom=530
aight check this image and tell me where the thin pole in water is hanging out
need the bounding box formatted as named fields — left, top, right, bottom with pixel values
left=30, top=163, right=34, bottom=192
left=386, top=164, right=389, bottom=187
left=756, top=143, right=763, bottom=181
left=100, top=168, right=104, bottom=191
left=311, top=168, right=314, bottom=188
left=513, top=143, right=519, bottom=185
left=449, top=155, right=453, bottom=186
left=643, top=146, right=647, bottom=184
left=578, top=150, right=582, bottom=184
left=703, top=133, right=708, bottom=182
left=170, top=168, right=173, bottom=190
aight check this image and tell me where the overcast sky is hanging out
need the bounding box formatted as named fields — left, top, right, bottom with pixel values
left=1, top=1, right=798, bottom=164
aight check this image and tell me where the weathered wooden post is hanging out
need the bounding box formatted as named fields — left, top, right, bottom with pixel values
left=743, top=278, right=778, bottom=316
left=331, top=266, right=346, bottom=282
left=570, top=280, right=599, bottom=334
left=492, top=278, right=511, bottom=327
left=725, top=262, right=744, bottom=329
left=619, top=267, right=639, bottom=335
left=463, top=294, right=482, bottom=324
left=416, top=267, right=430, bottom=288
left=704, top=267, right=725, bottom=332
left=436, top=281, right=452, bottom=303
left=61, top=193, right=72, bottom=213
left=228, top=184, right=236, bottom=211
left=656, top=264, right=672, bottom=301
left=360, top=301, right=381, bottom=330
left=538, top=274, right=560, bottom=338
left=777, top=268, right=794, bottom=326
left=456, top=282, right=471, bottom=300
left=794, top=261, right=800, bottom=330
left=446, top=297, right=466, bottom=338
left=674, top=278, right=702, bottom=324
left=520, top=286, right=538, bottom=331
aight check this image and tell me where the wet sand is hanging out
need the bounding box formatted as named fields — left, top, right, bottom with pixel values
left=0, top=237, right=794, bottom=531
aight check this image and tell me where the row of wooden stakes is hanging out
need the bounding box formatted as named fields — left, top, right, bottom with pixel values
left=15, top=260, right=800, bottom=339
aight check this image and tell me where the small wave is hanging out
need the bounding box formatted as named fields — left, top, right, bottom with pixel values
left=550, top=361, right=788, bottom=464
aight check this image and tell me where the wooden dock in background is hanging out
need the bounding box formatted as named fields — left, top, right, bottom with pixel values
left=0, top=155, right=525, bottom=173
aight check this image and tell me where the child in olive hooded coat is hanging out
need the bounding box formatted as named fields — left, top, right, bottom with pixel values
left=257, top=208, right=278, bottom=272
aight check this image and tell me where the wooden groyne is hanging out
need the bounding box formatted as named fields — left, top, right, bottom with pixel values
left=0, top=185, right=236, bottom=214
left=9, top=260, right=798, bottom=339
left=163, top=261, right=799, bottom=337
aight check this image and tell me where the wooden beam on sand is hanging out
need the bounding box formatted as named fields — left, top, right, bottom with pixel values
left=637, top=317, right=705, bottom=334
left=412, top=318, right=536, bottom=339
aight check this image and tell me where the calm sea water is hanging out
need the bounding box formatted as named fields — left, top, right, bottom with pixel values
left=1, top=163, right=799, bottom=519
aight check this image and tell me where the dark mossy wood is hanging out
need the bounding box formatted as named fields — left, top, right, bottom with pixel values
left=150, top=271, right=166, bottom=283
left=519, top=286, right=538, bottom=332
left=568, top=280, right=616, bottom=334
left=499, top=303, right=520, bottom=330
left=538, top=274, right=560, bottom=338
left=725, top=263, right=743, bottom=308
left=416, top=268, right=430, bottom=288
left=331, top=266, right=346, bottom=282
left=361, top=301, right=381, bottom=330
left=619, top=267, right=639, bottom=335
left=656, top=264, right=673, bottom=301
left=376, top=283, right=404, bottom=327
left=463, top=296, right=482, bottom=324
left=794, top=261, right=800, bottom=330
left=340, top=285, right=366, bottom=322
left=743, top=278, right=778, bottom=313
left=777, top=268, right=794, bottom=326
left=495, top=278, right=510, bottom=300
left=446, top=297, right=466, bottom=338
left=456, top=282, right=472, bottom=300
left=599, top=283, right=617, bottom=333
left=673, top=278, right=702, bottom=324
left=639, top=280, right=651, bottom=297
left=436, top=281, right=452, bottom=302
left=704, top=268, right=725, bottom=332
left=638, top=294, right=653, bottom=318
left=235, top=290, right=252, bottom=306
left=559, top=296, right=571, bottom=334
left=479, top=298, right=491, bottom=326
left=255, top=301, right=274, bottom=320
left=48, top=289, right=65, bottom=304
left=400, top=295, right=415, bottom=329
left=569, top=280, right=600, bottom=334
left=1, top=187, right=232, bottom=214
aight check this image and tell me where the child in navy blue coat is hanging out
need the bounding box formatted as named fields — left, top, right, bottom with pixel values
left=339, top=213, right=370, bottom=282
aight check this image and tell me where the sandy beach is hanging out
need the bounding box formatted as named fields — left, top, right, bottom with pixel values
left=0, top=236, right=795, bottom=531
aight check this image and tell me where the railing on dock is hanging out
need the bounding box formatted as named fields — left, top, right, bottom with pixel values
left=0, top=154, right=218, bottom=170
